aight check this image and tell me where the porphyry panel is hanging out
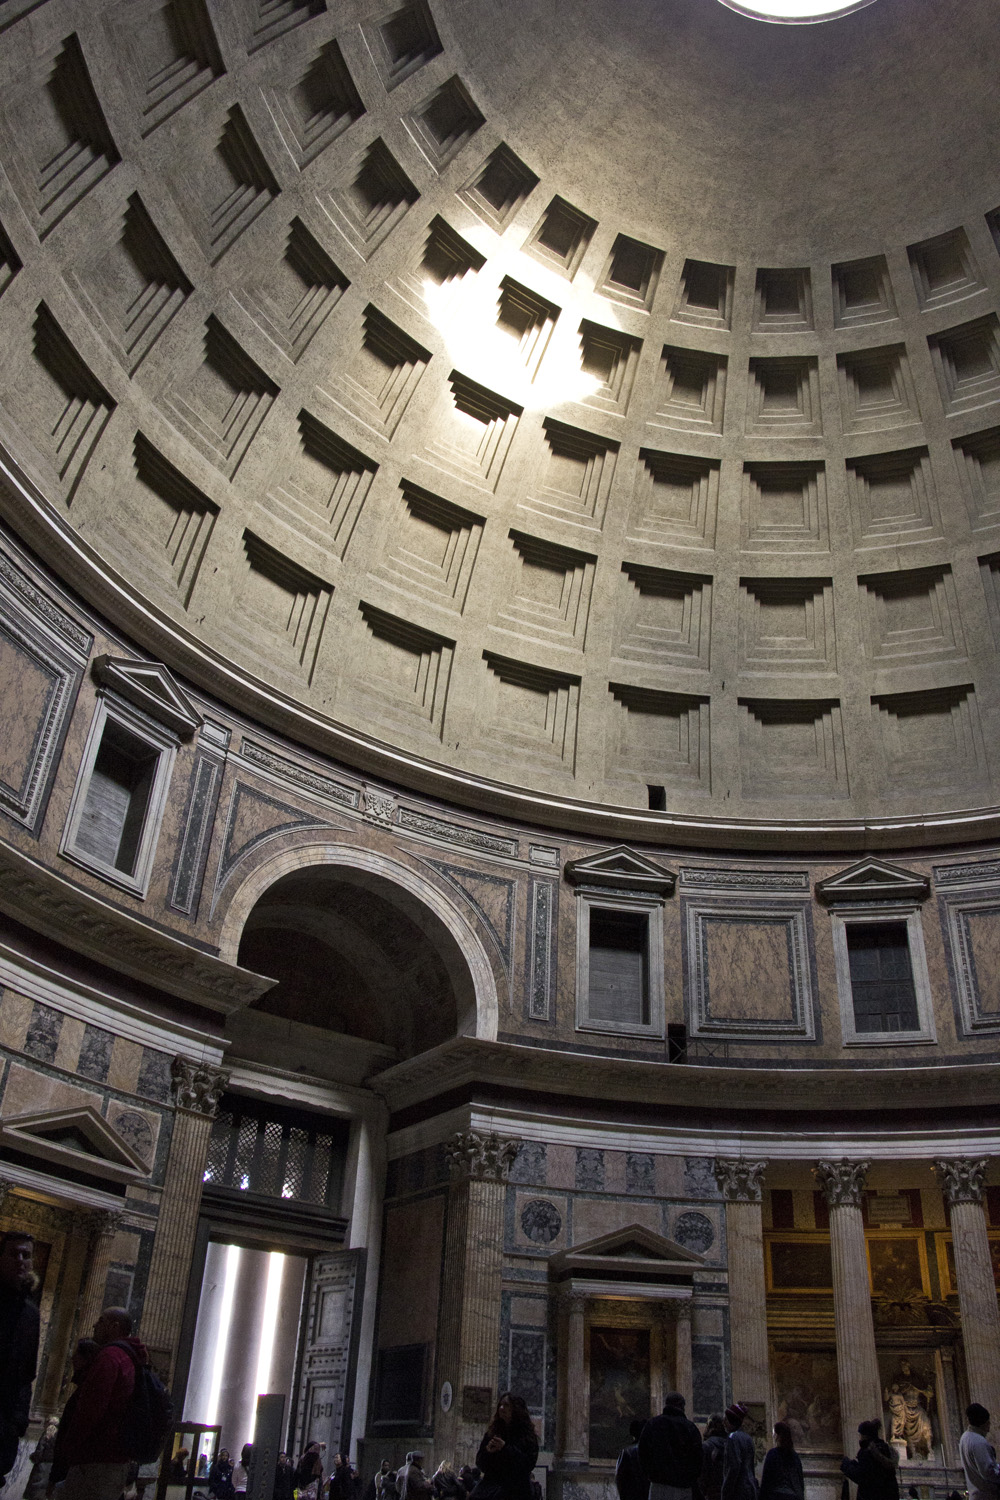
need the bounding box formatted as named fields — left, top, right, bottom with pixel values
left=374, top=481, right=485, bottom=612
left=67, top=192, right=193, bottom=374
left=630, top=450, right=720, bottom=550
left=160, top=315, right=279, bottom=477
left=870, top=684, right=986, bottom=795
left=233, top=215, right=349, bottom=363
left=741, top=461, right=829, bottom=553
left=685, top=900, right=816, bottom=1038
left=831, top=254, right=897, bottom=328
left=737, top=697, right=848, bottom=799
left=355, top=601, right=454, bottom=738
left=615, top=564, right=713, bottom=672
left=496, top=531, right=597, bottom=649
left=836, top=344, right=921, bottom=435
left=264, top=37, right=365, bottom=169
left=746, top=356, right=821, bottom=437
left=857, top=563, right=966, bottom=666
left=607, top=683, right=711, bottom=793
left=738, top=577, right=836, bottom=674
left=478, top=652, right=581, bottom=772
left=928, top=314, right=1000, bottom=417
left=846, top=446, right=941, bottom=548
left=655, top=346, right=727, bottom=434
left=0, top=303, right=115, bottom=500
left=672, top=259, right=734, bottom=330
left=908, top=227, right=986, bottom=313
left=458, top=142, right=539, bottom=231
left=267, top=408, right=377, bottom=554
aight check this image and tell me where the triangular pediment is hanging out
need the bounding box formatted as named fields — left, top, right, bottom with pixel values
left=815, top=858, right=929, bottom=905
left=93, top=656, right=203, bottom=738
left=564, top=846, right=676, bottom=897
left=550, top=1222, right=705, bottom=1277
left=0, top=1106, right=150, bottom=1182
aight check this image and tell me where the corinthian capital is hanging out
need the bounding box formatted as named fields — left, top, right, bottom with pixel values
left=445, top=1130, right=520, bottom=1182
left=814, top=1159, right=870, bottom=1209
left=171, top=1056, right=229, bottom=1116
left=933, top=1157, right=988, bottom=1207
left=713, top=1158, right=768, bottom=1202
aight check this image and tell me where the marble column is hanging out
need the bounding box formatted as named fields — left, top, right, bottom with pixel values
left=561, top=1292, right=588, bottom=1465
left=814, top=1159, right=881, bottom=1451
left=435, top=1131, right=520, bottom=1465
left=933, top=1158, right=1000, bottom=1424
left=76, top=1207, right=125, bottom=1339
left=140, top=1057, right=228, bottom=1379
left=714, top=1159, right=769, bottom=1417
left=675, top=1299, right=694, bottom=1412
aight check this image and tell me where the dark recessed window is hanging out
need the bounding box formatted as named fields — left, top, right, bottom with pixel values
left=75, top=719, right=159, bottom=875
left=846, top=922, right=918, bottom=1032
left=589, top=908, right=649, bottom=1027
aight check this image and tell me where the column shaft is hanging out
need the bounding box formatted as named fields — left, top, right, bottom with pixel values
left=674, top=1301, right=693, bottom=1412
left=76, top=1212, right=124, bottom=1341
left=562, top=1296, right=587, bottom=1465
left=725, top=1200, right=769, bottom=1410
left=949, top=1199, right=1000, bottom=1418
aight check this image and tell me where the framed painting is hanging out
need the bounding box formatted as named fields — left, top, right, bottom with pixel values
left=771, top=1347, right=841, bottom=1451
left=865, top=1232, right=930, bottom=1300
left=935, top=1232, right=1000, bottom=1296
left=588, top=1325, right=651, bottom=1461
left=766, top=1234, right=833, bottom=1292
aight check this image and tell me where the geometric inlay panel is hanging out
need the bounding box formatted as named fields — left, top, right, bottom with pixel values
left=684, top=899, right=816, bottom=1038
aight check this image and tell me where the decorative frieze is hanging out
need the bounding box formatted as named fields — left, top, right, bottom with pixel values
left=445, top=1130, right=520, bottom=1182
left=713, top=1158, right=767, bottom=1202
left=363, top=785, right=397, bottom=827
left=933, top=1156, right=988, bottom=1206
left=815, top=1158, right=870, bottom=1209
left=171, top=1056, right=229, bottom=1117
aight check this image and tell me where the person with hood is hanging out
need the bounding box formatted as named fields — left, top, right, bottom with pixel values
left=638, top=1393, right=703, bottom=1500
left=396, top=1455, right=431, bottom=1500
left=840, top=1420, right=900, bottom=1500
left=472, top=1395, right=539, bottom=1500
left=53, top=1307, right=149, bottom=1500
left=0, top=1231, right=40, bottom=1492
left=700, top=1416, right=728, bottom=1500
left=615, top=1420, right=647, bottom=1500
left=759, top=1424, right=803, bottom=1500
left=721, top=1404, right=759, bottom=1500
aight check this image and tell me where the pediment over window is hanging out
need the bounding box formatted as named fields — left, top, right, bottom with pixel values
left=815, top=858, right=930, bottom=905
left=0, top=1106, right=150, bottom=1184
left=564, top=845, right=676, bottom=898
left=549, top=1222, right=704, bottom=1280
left=93, top=655, right=203, bottom=737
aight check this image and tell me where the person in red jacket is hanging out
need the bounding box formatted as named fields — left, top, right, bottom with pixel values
left=53, top=1307, right=149, bottom=1500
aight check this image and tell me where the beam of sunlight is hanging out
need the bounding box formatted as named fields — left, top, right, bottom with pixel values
left=717, top=0, right=877, bottom=21
left=204, top=1243, right=241, bottom=1428
left=254, top=1251, right=286, bottom=1397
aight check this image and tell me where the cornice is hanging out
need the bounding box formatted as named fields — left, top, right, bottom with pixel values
left=367, top=1035, right=1000, bottom=1120
left=0, top=840, right=274, bottom=1016
left=5, top=448, right=1000, bottom=853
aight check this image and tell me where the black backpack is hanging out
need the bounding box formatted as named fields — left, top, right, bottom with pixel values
left=110, top=1343, right=174, bottom=1464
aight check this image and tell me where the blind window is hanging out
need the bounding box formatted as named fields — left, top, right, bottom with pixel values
left=588, top=908, right=649, bottom=1026
left=846, top=921, right=919, bottom=1032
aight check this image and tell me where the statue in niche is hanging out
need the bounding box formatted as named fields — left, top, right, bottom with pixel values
left=883, top=1359, right=934, bottom=1459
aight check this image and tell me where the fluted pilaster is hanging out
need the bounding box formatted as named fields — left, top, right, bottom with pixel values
left=715, top=1158, right=769, bottom=1414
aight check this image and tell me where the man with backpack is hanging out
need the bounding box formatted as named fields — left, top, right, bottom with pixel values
left=52, top=1307, right=162, bottom=1500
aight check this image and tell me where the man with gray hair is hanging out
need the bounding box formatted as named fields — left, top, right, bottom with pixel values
left=638, top=1394, right=703, bottom=1500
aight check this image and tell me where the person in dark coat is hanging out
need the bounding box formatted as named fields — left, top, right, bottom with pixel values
left=722, top=1404, right=759, bottom=1500
left=701, top=1416, right=728, bottom=1500
left=638, top=1393, right=703, bottom=1500
left=840, top=1421, right=900, bottom=1500
left=208, top=1450, right=234, bottom=1500
left=273, top=1454, right=294, bottom=1500
left=759, top=1424, right=803, bottom=1500
left=615, top=1420, right=648, bottom=1500
left=473, top=1394, right=539, bottom=1500
left=49, top=1342, right=100, bottom=1491
left=0, top=1231, right=40, bottom=1491
left=431, top=1465, right=465, bottom=1500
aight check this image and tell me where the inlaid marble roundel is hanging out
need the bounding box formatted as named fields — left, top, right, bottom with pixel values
left=673, top=1210, right=715, bottom=1253
left=520, top=1198, right=563, bottom=1243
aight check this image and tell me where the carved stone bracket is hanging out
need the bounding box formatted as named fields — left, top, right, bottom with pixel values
left=171, top=1056, right=229, bottom=1117
left=933, top=1156, right=988, bottom=1206
left=445, top=1130, right=520, bottom=1182
left=713, top=1158, right=768, bottom=1202
left=814, top=1158, right=870, bottom=1209
left=363, top=786, right=397, bottom=827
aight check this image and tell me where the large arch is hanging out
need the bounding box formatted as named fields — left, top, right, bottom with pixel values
left=218, top=843, right=501, bottom=1049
